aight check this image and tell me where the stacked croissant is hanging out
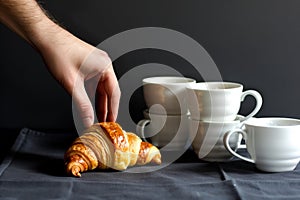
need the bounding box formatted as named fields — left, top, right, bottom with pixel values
left=64, top=122, right=162, bottom=177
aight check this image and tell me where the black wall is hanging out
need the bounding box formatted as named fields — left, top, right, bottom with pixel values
left=1, top=0, right=299, bottom=130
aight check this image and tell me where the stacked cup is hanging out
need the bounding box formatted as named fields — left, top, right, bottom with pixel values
left=186, top=82, right=263, bottom=162
left=137, top=76, right=195, bottom=150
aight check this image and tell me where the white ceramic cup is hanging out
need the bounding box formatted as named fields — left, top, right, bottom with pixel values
left=143, top=76, right=195, bottom=115
left=224, top=117, right=300, bottom=172
left=136, top=110, right=189, bottom=150
left=186, top=82, right=263, bottom=121
left=189, top=116, right=243, bottom=162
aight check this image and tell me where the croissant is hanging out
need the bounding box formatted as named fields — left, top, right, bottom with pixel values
left=64, top=122, right=162, bottom=177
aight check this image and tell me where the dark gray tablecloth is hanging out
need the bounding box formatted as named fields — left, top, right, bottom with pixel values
left=0, top=128, right=300, bottom=200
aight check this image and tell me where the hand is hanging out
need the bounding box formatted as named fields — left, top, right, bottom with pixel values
left=0, top=0, right=121, bottom=129
left=40, top=31, right=121, bottom=128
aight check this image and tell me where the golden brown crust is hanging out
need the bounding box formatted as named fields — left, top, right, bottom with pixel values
left=64, top=142, right=98, bottom=177
left=126, top=132, right=142, bottom=166
left=64, top=122, right=161, bottom=177
left=98, top=122, right=129, bottom=152
left=137, top=142, right=162, bottom=165
left=137, top=142, right=151, bottom=165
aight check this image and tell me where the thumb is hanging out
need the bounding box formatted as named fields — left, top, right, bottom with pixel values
left=72, top=80, right=94, bottom=128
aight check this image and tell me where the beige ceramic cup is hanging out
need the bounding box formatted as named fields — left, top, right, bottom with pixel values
left=186, top=82, right=263, bottom=122
left=136, top=110, right=189, bottom=150
left=224, top=117, right=300, bottom=172
left=189, top=116, right=244, bottom=162
left=143, top=76, right=195, bottom=115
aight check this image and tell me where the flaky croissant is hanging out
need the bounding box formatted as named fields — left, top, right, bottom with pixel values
left=64, top=122, right=162, bottom=177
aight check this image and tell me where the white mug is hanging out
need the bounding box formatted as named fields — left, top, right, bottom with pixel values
left=143, top=76, right=195, bottom=115
left=224, top=117, right=300, bottom=172
left=136, top=110, right=189, bottom=150
left=189, top=116, right=243, bottom=162
left=186, top=82, right=263, bottom=121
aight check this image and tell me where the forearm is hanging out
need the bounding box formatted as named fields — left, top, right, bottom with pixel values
left=0, top=0, right=71, bottom=51
left=0, top=0, right=119, bottom=125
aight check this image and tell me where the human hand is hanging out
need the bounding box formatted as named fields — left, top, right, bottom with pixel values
left=39, top=31, right=121, bottom=128
left=0, top=0, right=120, bottom=129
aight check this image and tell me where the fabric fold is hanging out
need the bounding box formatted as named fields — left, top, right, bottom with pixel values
left=0, top=128, right=299, bottom=200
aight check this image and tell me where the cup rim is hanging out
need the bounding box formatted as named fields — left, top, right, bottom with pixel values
left=186, top=81, right=243, bottom=91
left=244, top=117, right=300, bottom=128
left=143, top=109, right=189, bottom=117
left=188, top=115, right=244, bottom=124
left=143, top=76, right=196, bottom=85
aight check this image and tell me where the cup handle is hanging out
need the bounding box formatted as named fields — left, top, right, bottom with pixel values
left=240, top=90, right=263, bottom=122
left=223, top=129, right=254, bottom=163
left=136, top=119, right=152, bottom=143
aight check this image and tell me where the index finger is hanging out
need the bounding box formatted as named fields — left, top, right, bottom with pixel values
left=96, top=66, right=120, bottom=122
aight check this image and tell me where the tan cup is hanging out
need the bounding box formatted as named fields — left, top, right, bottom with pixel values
left=143, top=76, right=195, bottom=115
left=136, top=110, right=189, bottom=150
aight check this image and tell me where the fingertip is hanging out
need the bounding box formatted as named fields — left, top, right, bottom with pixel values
left=106, top=111, right=118, bottom=122
left=82, top=116, right=94, bottom=128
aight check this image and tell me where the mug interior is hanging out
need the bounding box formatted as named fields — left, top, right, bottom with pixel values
left=245, top=117, right=300, bottom=128
left=143, top=76, right=195, bottom=85
left=143, top=109, right=188, bottom=118
left=187, top=82, right=242, bottom=90
left=188, top=115, right=244, bottom=125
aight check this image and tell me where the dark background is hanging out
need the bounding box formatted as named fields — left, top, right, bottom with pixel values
left=0, top=0, right=299, bottom=131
